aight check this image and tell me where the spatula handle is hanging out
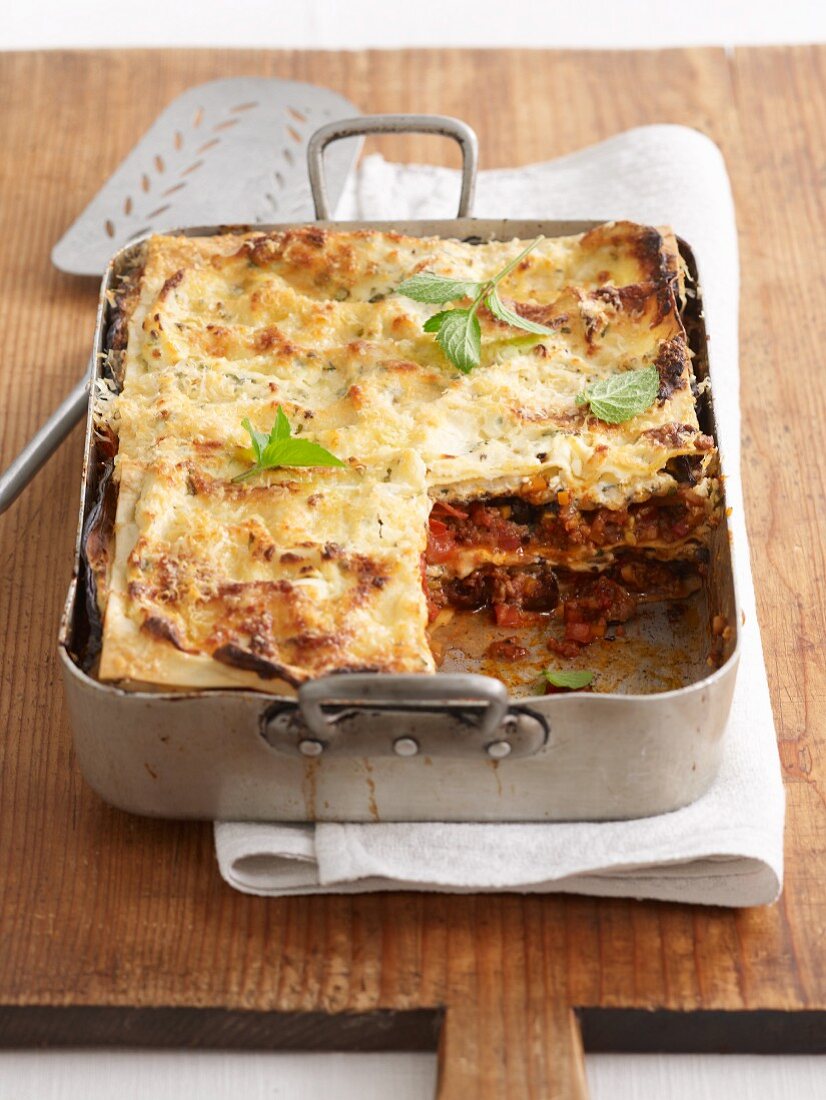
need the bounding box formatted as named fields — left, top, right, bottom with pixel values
left=0, top=373, right=90, bottom=515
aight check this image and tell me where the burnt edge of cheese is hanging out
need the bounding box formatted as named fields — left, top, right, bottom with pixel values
left=141, top=615, right=186, bottom=651
left=654, top=337, right=689, bottom=401
left=73, top=452, right=117, bottom=672
left=74, top=256, right=147, bottom=672
left=582, top=222, right=678, bottom=321
left=106, top=260, right=144, bottom=353
left=212, top=643, right=302, bottom=685
left=212, top=642, right=385, bottom=687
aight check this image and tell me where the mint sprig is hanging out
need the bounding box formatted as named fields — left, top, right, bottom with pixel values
left=395, top=272, right=480, bottom=304
left=575, top=366, right=660, bottom=424
left=396, top=238, right=554, bottom=373
left=542, top=669, right=595, bottom=690
left=232, top=406, right=345, bottom=482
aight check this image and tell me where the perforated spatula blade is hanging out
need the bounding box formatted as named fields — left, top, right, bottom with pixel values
left=52, top=77, right=362, bottom=275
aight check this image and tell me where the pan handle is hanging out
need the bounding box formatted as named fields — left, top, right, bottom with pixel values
left=0, top=371, right=90, bottom=515
left=307, top=114, right=478, bottom=221
left=260, top=671, right=550, bottom=760
left=299, top=672, right=508, bottom=740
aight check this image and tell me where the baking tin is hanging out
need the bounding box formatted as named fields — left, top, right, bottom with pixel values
left=56, top=115, right=740, bottom=822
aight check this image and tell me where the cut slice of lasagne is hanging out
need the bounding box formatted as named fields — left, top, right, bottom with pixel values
left=94, top=221, right=720, bottom=691
left=98, top=446, right=433, bottom=689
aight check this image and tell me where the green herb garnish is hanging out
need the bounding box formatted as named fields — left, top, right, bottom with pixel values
left=575, top=366, right=660, bottom=424
left=396, top=239, right=554, bottom=373
left=395, top=271, right=481, bottom=304
left=232, top=406, right=345, bottom=482
left=541, top=668, right=595, bottom=690
left=422, top=307, right=481, bottom=374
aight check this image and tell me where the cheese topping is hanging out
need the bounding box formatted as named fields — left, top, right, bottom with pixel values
left=96, top=222, right=719, bottom=691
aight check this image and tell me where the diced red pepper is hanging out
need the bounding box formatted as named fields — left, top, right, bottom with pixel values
left=493, top=603, right=528, bottom=628
left=432, top=500, right=469, bottom=520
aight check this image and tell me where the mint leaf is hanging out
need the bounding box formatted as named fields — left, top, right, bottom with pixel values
left=542, top=669, right=594, bottom=689
left=397, top=238, right=546, bottom=373
left=396, top=272, right=480, bottom=304
left=233, top=407, right=345, bottom=482
left=486, top=287, right=555, bottom=336
left=423, top=310, right=453, bottom=334
left=576, top=366, right=660, bottom=424
left=261, top=405, right=299, bottom=465
left=240, top=417, right=268, bottom=463
left=261, top=439, right=347, bottom=468
left=433, top=308, right=481, bottom=374
left=269, top=404, right=291, bottom=443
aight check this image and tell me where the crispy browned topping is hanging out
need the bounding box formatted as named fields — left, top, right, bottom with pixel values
left=655, top=337, right=689, bottom=399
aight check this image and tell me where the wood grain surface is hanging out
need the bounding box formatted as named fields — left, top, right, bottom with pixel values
left=0, top=46, right=824, bottom=1099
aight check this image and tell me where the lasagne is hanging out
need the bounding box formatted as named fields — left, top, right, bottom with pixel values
left=92, top=222, right=720, bottom=692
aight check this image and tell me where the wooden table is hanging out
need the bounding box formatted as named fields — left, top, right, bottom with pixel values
left=0, top=47, right=824, bottom=1098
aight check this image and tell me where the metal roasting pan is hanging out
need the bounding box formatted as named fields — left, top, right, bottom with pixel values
left=16, top=115, right=742, bottom=821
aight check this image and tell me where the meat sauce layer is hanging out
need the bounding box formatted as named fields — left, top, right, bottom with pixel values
left=427, top=549, right=703, bottom=651
left=426, top=491, right=711, bottom=566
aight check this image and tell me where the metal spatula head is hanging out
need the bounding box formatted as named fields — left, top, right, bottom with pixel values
left=52, top=77, right=362, bottom=276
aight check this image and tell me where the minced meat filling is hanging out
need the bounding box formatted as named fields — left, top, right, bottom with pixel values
left=428, top=549, right=702, bottom=651
left=556, top=577, right=637, bottom=647
left=443, top=562, right=560, bottom=613
left=425, top=489, right=709, bottom=565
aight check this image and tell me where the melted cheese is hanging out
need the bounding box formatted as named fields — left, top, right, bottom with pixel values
left=98, top=222, right=719, bottom=690
left=99, top=448, right=433, bottom=689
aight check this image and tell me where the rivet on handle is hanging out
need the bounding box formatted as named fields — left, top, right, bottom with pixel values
left=393, top=737, right=420, bottom=758
left=298, top=739, right=325, bottom=757
left=487, top=741, right=512, bottom=760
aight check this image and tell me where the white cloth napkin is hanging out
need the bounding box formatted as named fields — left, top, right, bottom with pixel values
left=215, top=125, right=784, bottom=906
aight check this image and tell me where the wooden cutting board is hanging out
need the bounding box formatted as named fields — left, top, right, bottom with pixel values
left=0, top=46, right=824, bottom=1099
